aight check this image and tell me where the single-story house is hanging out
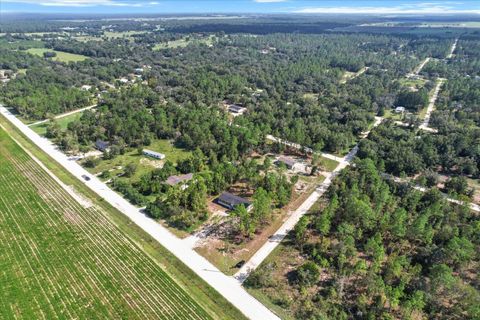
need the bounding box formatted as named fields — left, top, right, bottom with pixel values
left=395, top=106, right=406, bottom=113
left=95, top=140, right=110, bottom=152
left=228, top=104, right=247, bottom=115
left=165, top=173, right=193, bottom=188
left=276, top=156, right=298, bottom=170
left=216, top=192, right=252, bottom=211
left=81, top=84, right=92, bottom=91
left=143, top=149, right=165, bottom=160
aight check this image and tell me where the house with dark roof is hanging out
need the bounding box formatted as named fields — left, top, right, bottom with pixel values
left=95, top=140, right=110, bottom=152
left=222, top=100, right=247, bottom=116
left=165, top=173, right=193, bottom=189
left=228, top=104, right=247, bottom=114
left=216, top=192, right=252, bottom=211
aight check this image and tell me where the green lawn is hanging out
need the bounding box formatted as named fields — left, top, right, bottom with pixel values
left=0, top=127, right=215, bottom=319
left=153, top=35, right=216, bottom=50
left=383, top=108, right=406, bottom=121
left=0, top=38, right=44, bottom=50
left=317, top=155, right=340, bottom=172
left=25, top=48, right=88, bottom=62
left=30, top=112, right=84, bottom=136
left=398, top=77, right=427, bottom=90
left=102, top=30, right=150, bottom=41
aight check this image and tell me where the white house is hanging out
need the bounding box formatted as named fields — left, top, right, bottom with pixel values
left=143, top=149, right=165, bottom=160
left=395, top=106, right=406, bottom=113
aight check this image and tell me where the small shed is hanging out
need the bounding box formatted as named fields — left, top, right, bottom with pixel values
left=95, top=140, right=110, bottom=152
left=216, top=192, right=252, bottom=211
left=143, top=149, right=165, bottom=160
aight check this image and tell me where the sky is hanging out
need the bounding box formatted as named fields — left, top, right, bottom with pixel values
left=1, top=0, right=479, bottom=15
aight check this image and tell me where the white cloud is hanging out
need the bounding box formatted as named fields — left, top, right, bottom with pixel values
left=3, top=0, right=152, bottom=7
left=292, top=4, right=480, bottom=15
left=254, top=0, right=287, bottom=3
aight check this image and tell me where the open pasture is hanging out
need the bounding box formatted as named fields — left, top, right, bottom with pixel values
left=25, top=48, right=88, bottom=62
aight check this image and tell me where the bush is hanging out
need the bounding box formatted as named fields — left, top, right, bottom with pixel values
left=444, top=176, right=472, bottom=197
left=295, top=261, right=320, bottom=287
left=84, top=156, right=100, bottom=168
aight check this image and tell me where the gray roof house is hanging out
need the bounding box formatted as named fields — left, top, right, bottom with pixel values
left=276, top=156, right=297, bottom=169
left=216, top=192, right=252, bottom=211
left=165, top=173, right=193, bottom=187
left=95, top=140, right=110, bottom=152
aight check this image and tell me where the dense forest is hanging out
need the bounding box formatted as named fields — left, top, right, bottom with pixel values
left=247, top=159, right=480, bottom=319
left=357, top=122, right=480, bottom=183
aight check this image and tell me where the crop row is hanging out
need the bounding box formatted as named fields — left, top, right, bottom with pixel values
left=0, top=135, right=211, bottom=320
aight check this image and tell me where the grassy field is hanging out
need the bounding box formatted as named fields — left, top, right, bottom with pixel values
left=84, top=139, right=192, bottom=182
left=153, top=35, right=216, bottom=50
left=0, top=115, right=246, bottom=320
left=317, top=156, right=339, bottom=172
left=0, top=38, right=44, bottom=50
left=25, top=48, right=88, bottom=62
left=398, top=77, right=427, bottom=90
left=383, top=108, right=406, bottom=121
left=30, top=112, right=84, bottom=136
left=102, top=31, right=150, bottom=41
left=0, top=127, right=216, bottom=319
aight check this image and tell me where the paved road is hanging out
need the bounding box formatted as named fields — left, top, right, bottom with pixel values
left=419, top=78, right=445, bottom=131
left=28, top=104, right=97, bottom=127
left=234, top=117, right=383, bottom=282
left=0, top=106, right=279, bottom=320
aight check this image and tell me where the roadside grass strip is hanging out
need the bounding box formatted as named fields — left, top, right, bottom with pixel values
left=0, top=128, right=212, bottom=319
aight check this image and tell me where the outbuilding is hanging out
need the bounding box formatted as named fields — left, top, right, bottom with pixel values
left=143, top=149, right=165, bottom=160
left=216, top=192, right=252, bottom=211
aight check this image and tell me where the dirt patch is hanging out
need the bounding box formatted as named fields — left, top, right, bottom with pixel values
left=140, top=157, right=164, bottom=169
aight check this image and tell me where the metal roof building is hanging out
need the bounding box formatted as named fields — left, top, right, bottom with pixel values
left=276, top=156, right=297, bottom=169
left=165, top=173, right=193, bottom=186
left=216, top=192, right=252, bottom=210
left=143, top=149, right=165, bottom=160
left=95, top=140, right=110, bottom=152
